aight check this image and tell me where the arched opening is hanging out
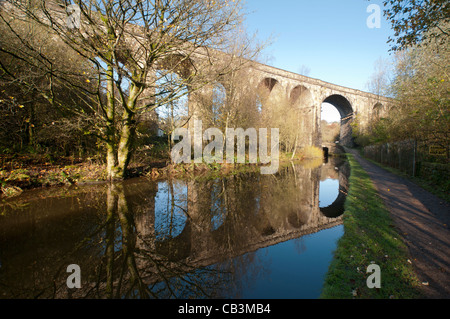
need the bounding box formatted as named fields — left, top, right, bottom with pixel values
left=186, top=81, right=228, bottom=130
left=153, top=54, right=194, bottom=137
left=211, top=82, right=227, bottom=127
left=321, top=94, right=354, bottom=147
left=256, top=77, right=281, bottom=114
left=154, top=71, right=189, bottom=137
left=321, top=103, right=341, bottom=146
left=373, top=102, right=383, bottom=120
left=258, top=78, right=278, bottom=96
left=290, top=85, right=314, bottom=147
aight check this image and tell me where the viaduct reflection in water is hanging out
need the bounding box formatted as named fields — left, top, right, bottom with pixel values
left=0, top=157, right=349, bottom=299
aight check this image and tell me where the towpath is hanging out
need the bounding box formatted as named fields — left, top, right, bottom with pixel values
left=346, top=148, right=450, bottom=299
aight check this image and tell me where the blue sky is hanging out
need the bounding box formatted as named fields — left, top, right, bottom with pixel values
left=243, top=0, right=395, bottom=122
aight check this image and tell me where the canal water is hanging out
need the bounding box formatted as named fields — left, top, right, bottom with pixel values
left=0, top=157, right=349, bottom=299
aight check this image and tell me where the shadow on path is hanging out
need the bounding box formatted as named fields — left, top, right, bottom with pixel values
left=345, top=147, right=450, bottom=299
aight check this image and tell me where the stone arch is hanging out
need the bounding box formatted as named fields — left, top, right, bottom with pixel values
left=157, top=53, right=196, bottom=80
left=258, top=77, right=279, bottom=96
left=373, top=102, right=383, bottom=119
left=137, top=54, right=194, bottom=135
left=152, top=54, right=196, bottom=129
left=256, top=77, right=284, bottom=113
left=188, top=81, right=228, bottom=130
left=290, top=85, right=313, bottom=107
left=322, top=94, right=354, bottom=147
left=154, top=70, right=189, bottom=133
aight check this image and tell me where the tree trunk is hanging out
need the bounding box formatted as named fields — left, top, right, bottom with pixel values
left=105, top=183, right=116, bottom=298
left=115, top=113, right=135, bottom=179
left=114, top=82, right=141, bottom=180
left=105, top=62, right=118, bottom=181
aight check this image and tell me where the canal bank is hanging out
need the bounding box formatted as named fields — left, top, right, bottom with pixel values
left=321, top=153, right=423, bottom=299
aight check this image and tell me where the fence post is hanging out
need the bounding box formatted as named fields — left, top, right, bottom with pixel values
left=412, top=140, right=416, bottom=177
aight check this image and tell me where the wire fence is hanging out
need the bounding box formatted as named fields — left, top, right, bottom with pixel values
left=363, top=140, right=449, bottom=192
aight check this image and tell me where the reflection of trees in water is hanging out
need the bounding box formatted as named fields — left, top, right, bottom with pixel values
left=210, top=250, right=272, bottom=299
left=195, top=174, right=273, bottom=298
left=293, top=237, right=307, bottom=255
left=0, top=185, right=108, bottom=299
left=86, top=182, right=228, bottom=299
left=86, top=169, right=317, bottom=298
left=0, top=181, right=228, bottom=299
left=0, top=159, right=345, bottom=299
left=154, top=181, right=188, bottom=241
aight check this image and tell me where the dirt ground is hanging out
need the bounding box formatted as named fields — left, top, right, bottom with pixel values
left=347, top=148, right=450, bottom=299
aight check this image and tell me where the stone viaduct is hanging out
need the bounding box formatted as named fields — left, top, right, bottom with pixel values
left=242, top=61, right=394, bottom=147
left=3, top=1, right=394, bottom=149
left=145, top=45, right=395, bottom=150
left=181, top=50, right=395, bottom=148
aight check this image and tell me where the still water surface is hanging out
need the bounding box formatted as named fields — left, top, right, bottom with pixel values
left=0, top=157, right=349, bottom=299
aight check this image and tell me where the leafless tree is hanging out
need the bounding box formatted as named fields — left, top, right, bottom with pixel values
left=0, top=0, right=262, bottom=179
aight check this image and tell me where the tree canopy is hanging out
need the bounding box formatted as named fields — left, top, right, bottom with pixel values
left=382, top=0, right=449, bottom=51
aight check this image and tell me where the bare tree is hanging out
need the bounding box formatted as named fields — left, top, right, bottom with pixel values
left=388, top=25, right=449, bottom=148
left=297, top=65, right=311, bottom=77
left=1, top=0, right=261, bottom=180
left=366, top=56, right=392, bottom=97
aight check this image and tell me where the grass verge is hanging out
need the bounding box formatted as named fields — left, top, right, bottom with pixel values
left=320, top=154, right=423, bottom=299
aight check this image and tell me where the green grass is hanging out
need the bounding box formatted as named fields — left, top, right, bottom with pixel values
left=320, top=154, right=423, bottom=299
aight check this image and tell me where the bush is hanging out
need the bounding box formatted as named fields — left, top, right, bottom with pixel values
left=298, top=146, right=323, bottom=159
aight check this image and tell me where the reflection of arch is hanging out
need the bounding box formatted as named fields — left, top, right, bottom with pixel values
left=287, top=210, right=311, bottom=228
left=209, top=181, right=228, bottom=231
left=154, top=181, right=191, bottom=261
left=319, top=159, right=350, bottom=218
left=155, top=221, right=192, bottom=262
left=319, top=185, right=346, bottom=218
left=322, top=94, right=354, bottom=147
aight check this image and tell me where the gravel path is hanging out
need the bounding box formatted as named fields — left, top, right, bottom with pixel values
left=346, top=148, right=450, bottom=299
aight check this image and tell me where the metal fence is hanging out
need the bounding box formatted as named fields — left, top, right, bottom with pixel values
left=363, top=140, right=449, bottom=184
left=363, top=140, right=418, bottom=176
